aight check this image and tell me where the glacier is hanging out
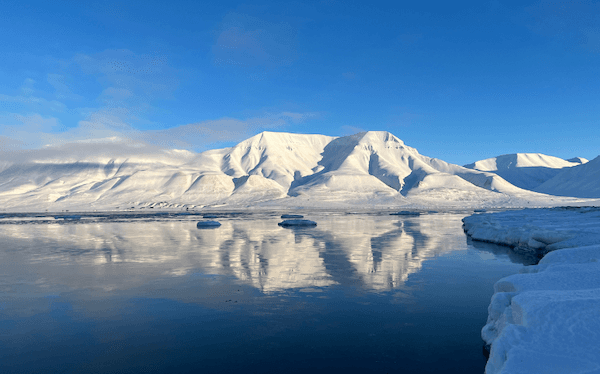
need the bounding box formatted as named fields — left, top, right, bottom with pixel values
left=463, top=208, right=600, bottom=374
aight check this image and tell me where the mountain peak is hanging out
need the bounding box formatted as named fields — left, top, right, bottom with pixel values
left=464, top=152, right=584, bottom=191
left=356, top=131, right=405, bottom=145
left=1, top=130, right=597, bottom=211
left=465, top=153, right=579, bottom=171
left=236, top=131, right=334, bottom=148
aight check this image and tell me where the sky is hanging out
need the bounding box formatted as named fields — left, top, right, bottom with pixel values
left=0, top=0, right=599, bottom=165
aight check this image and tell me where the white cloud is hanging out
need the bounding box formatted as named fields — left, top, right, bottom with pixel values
left=121, top=111, right=317, bottom=150
left=0, top=48, right=316, bottom=159
left=0, top=78, right=67, bottom=113
left=0, top=111, right=317, bottom=153
left=0, top=135, right=23, bottom=151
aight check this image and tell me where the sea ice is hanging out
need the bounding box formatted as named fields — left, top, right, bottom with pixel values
left=278, top=219, right=317, bottom=227
left=197, top=220, right=221, bottom=228
left=281, top=214, right=304, bottom=218
left=464, top=208, right=600, bottom=374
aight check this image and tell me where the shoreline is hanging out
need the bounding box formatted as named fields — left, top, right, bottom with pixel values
left=463, top=208, right=600, bottom=373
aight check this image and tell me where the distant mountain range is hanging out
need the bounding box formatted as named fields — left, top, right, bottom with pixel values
left=0, top=131, right=597, bottom=211
left=464, top=153, right=587, bottom=191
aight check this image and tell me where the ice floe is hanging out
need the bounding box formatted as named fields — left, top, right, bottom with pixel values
left=278, top=219, right=317, bottom=227
left=281, top=214, right=304, bottom=218
left=197, top=220, right=221, bottom=228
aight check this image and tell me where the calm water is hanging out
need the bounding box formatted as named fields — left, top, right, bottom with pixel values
left=0, top=212, right=531, bottom=373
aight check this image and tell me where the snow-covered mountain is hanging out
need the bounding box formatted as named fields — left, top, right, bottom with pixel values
left=0, top=131, right=593, bottom=211
left=464, top=153, right=583, bottom=191
left=534, top=156, right=600, bottom=198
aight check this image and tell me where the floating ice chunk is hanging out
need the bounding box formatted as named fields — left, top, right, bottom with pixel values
left=390, top=211, right=420, bottom=216
left=197, top=220, right=221, bottom=228
left=278, top=219, right=317, bottom=227
left=281, top=214, right=304, bottom=219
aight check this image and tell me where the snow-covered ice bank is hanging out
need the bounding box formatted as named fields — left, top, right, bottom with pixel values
left=463, top=208, right=600, bottom=374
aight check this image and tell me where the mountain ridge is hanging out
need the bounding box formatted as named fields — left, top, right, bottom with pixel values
left=0, top=131, right=596, bottom=211
left=464, top=153, right=584, bottom=190
left=535, top=156, right=600, bottom=198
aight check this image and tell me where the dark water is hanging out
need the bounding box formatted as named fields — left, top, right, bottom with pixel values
left=0, top=213, right=529, bottom=373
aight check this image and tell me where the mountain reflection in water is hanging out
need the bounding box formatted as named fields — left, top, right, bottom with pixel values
left=0, top=214, right=463, bottom=295
left=0, top=213, right=528, bottom=373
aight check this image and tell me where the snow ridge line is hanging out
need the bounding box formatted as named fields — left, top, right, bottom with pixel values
left=462, top=208, right=600, bottom=374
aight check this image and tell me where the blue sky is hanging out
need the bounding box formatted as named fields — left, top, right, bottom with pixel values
left=1, top=0, right=599, bottom=165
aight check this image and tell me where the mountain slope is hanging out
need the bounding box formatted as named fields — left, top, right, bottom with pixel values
left=464, top=153, right=581, bottom=190
left=534, top=156, right=600, bottom=198
left=0, top=131, right=590, bottom=211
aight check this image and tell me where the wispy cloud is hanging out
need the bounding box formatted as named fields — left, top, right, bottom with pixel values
left=0, top=78, right=67, bottom=113
left=0, top=111, right=317, bottom=153
left=139, top=111, right=316, bottom=149
left=1, top=49, right=180, bottom=149
left=0, top=135, right=23, bottom=152
left=0, top=47, right=318, bottom=158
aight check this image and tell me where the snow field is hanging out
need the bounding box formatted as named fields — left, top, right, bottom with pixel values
left=463, top=208, right=600, bottom=373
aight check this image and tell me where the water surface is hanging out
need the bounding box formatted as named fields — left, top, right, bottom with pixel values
left=0, top=212, right=529, bottom=373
